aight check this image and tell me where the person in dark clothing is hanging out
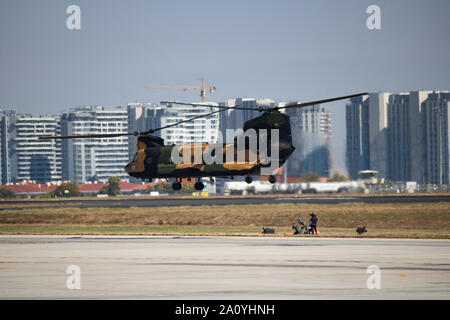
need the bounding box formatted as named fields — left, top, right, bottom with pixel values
left=292, top=224, right=300, bottom=235
left=297, top=219, right=309, bottom=234
left=309, top=213, right=319, bottom=235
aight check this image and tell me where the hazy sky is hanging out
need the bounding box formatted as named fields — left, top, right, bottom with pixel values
left=1, top=0, right=449, bottom=172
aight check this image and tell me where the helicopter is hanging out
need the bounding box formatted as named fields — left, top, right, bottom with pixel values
left=39, top=92, right=367, bottom=191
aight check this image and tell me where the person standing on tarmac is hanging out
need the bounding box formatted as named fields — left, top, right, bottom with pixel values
left=309, top=213, right=319, bottom=235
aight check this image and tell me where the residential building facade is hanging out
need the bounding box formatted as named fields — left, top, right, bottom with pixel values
left=60, top=106, right=129, bottom=183
left=346, top=95, right=370, bottom=179
left=286, top=104, right=331, bottom=177
left=346, top=91, right=449, bottom=184
left=3, top=114, right=62, bottom=183
left=160, top=102, right=220, bottom=145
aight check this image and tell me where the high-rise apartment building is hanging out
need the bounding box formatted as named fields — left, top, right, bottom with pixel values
left=1, top=115, right=11, bottom=184
left=286, top=104, right=331, bottom=177
left=423, top=91, right=450, bottom=184
left=60, top=106, right=129, bottom=183
left=160, top=102, right=220, bottom=145
left=368, top=92, right=390, bottom=178
left=346, top=91, right=449, bottom=184
left=346, top=92, right=389, bottom=179
left=219, top=98, right=276, bottom=142
left=386, top=91, right=433, bottom=182
left=127, top=102, right=164, bottom=161
left=2, top=114, right=62, bottom=183
left=346, top=95, right=370, bottom=179
left=387, top=93, right=411, bottom=181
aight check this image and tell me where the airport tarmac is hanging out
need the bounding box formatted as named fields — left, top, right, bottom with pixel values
left=0, top=235, right=449, bottom=299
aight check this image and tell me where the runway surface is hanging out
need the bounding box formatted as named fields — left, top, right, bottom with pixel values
left=2, top=194, right=450, bottom=210
left=0, top=235, right=449, bottom=299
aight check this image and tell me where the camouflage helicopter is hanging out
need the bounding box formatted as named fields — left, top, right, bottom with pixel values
left=39, top=93, right=366, bottom=191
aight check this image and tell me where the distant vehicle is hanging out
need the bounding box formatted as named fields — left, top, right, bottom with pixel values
left=358, top=170, right=379, bottom=185
left=223, top=180, right=366, bottom=195
left=301, top=181, right=362, bottom=194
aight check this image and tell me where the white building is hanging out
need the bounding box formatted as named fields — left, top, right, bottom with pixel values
left=61, top=106, right=129, bottom=183
left=286, top=104, right=331, bottom=177
left=161, top=102, right=220, bottom=145
left=5, top=114, right=62, bottom=183
left=219, top=98, right=277, bottom=142
left=127, top=102, right=164, bottom=160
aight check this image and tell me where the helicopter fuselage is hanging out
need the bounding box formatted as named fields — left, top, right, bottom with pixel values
left=125, top=110, right=295, bottom=182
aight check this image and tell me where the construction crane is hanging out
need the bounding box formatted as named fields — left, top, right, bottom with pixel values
left=147, top=77, right=216, bottom=102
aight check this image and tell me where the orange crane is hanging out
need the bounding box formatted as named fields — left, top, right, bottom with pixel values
left=147, top=77, right=216, bottom=102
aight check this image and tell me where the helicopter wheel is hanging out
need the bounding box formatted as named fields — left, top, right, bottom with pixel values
left=269, top=175, right=276, bottom=184
left=245, top=176, right=253, bottom=184
left=194, top=181, right=204, bottom=191
left=172, top=182, right=182, bottom=191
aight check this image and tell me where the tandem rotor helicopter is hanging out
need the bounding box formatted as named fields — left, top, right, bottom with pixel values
left=39, top=92, right=367, bottom=191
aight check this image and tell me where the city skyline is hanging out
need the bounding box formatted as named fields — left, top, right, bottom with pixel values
left=346, top=90, right=449, bottom=185
left=2, top=89, right=449, bottom=185
left=1, top=0, right=449, bottom=175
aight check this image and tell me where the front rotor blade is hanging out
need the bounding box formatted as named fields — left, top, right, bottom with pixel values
left=277, top=92, right=368, bottom=110
left=38, top=132, right=136, bottom=140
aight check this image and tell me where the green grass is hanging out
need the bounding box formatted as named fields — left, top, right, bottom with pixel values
left=0, top=201, right=449, bottom=239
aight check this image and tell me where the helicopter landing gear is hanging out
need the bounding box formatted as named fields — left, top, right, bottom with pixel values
left=269, top=175, right=276, bottom=184
left=194, top=178, right=204, bottom=191
left=245, top=176, right=253, bottom=184
left=172, top=182, right=182, bottom=191
left=194, top=182, right=204, bottom=191
left=172, top=179, right=182, bottom=191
